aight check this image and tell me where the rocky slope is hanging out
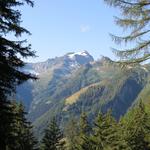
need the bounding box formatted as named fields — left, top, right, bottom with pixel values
left=15, top=51, right=150, bottom=137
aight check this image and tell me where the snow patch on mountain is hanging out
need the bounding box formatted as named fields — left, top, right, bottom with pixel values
left=67, top=51, right=90, bottom=59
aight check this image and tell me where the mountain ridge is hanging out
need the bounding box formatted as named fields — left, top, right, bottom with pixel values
left=15, top=51, right=150, bottom=138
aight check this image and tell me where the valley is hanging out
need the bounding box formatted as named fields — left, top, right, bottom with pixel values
left=16, top=51, right=150, bottom=138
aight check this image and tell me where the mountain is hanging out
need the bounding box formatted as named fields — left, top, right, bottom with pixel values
left=15, top=51, right=150, bottom=138
left=16, top=51, right=94, bottom=113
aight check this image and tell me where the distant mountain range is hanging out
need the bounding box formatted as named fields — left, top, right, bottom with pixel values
left=15, top=51, right=150, bottom=138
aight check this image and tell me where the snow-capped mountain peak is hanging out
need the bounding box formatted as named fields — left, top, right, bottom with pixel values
left=23, top=51, right=94, bottom=77
left=65, top=50, right=94, bottom=66
left=68, top=51, right=89, bottom=59
left=67, top=51, right=90, bottom=59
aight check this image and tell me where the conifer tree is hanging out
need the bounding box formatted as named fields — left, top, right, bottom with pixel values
left=91, top=112, right=115, bottom=150
left=0, top=100, right=14, bottom=150
left=104, top=0, right=150, bottom=64
left=124, top=102, right=150, bottom=150
left=8, top=102, right=38, bottom=150
left=91, top=113, right=104, bottom=150
left=0, top=0, right=36, bottom=149
left=117, top=120, right=131, bottom=150
left=41, top=118, right=65, bottom=150
left=79, top=113, right=91, bottom=135
left=0, top=0, right=36, bottom=99
left=91, top=111, right=128, bottom=150
left=64, top=118, right=79, bottom=150
left=77, top=113, right=92, bottom=150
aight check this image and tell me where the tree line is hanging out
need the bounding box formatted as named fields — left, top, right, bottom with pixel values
left=3, top=100, right=150, bottom=150
left=41, top=102, right=150, bottom=150
left=1, top=0, right=150, bottom=149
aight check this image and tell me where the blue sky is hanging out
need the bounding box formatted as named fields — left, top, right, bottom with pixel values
left=21, top=0, right=120, bottom=62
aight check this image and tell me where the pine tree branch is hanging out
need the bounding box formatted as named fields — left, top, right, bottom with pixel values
left=119, top=0, right=150, bottom=6
left=110, top=30, right=150, bottom=44
left=112, top=40, right=150, bottom=59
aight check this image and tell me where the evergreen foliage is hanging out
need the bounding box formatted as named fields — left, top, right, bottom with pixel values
left=1, top=1, right=150, bottom=149
left=0, top=100, right=14, bottom=150
left=1, top=101, right=149, bottom=150
left=0, top=0, right=36, bottom=99
left=104, top=0, right=150, bottom=64
left=0, top=0, right=36, bottom=149
left=92, top=111, right=120, bottom=150
left=10, top=102, right=38, bottom=150
left=59, top=102, right=150, bottom=150
left=1, top=101, right=38, bottom=150
left=41, top=118, right=65, bottom=150
left=77, top=113, right=92, bottom=150
left=122, top=102, right=150, bottom=150
left=88, top=111, right=129, bottom=150
left=64, top=118, right=79, bottom=150
left=79, top=113, right=91, bottom=136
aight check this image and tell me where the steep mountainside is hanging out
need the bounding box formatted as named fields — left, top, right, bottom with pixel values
left=16, top=51, right=150, bottom=138
left=16, top=51, right=94, bottom=118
